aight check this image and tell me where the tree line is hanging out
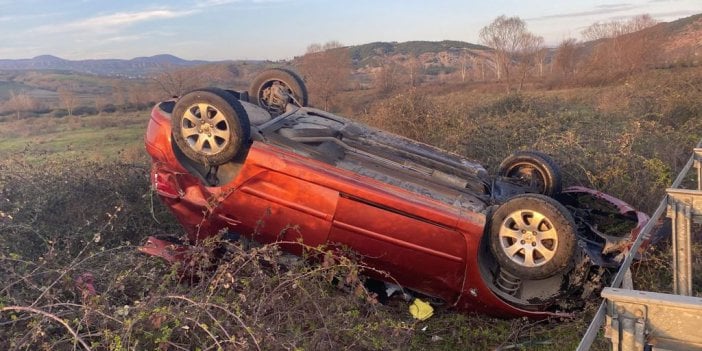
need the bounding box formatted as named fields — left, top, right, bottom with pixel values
left=294, top=13, right=679, bottom=109
left=0, top=63, right=245, bottom=120
left=1, top=13, right=690, bottom=119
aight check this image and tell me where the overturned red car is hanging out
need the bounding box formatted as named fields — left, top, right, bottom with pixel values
left=144, top=68, right=648, bottom=318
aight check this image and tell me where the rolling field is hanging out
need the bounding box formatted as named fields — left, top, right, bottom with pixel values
left=1, top=66, right=701, bottom=349
left=0, top=112, right=147, bottom=163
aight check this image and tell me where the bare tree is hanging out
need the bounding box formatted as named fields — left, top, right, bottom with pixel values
left=323, top=41, right=344, bottom=51
left=306, top=43, right=323, bottom=54
left=127, top=82, right=158, bottom=109
left=458, top=51, right=471, bottom=82
left=94, top=96, right=109, bottom=114
left=297, top=41, right=352, bottom=110
left=57, top=87, right=78, bottom=116
left=5, top=91, right=38, bottom=120
left=516, top=33, right=545, bottom=90
left=477, top=56, right=489, bottom=81
left=110, top=80, right=127, bottom=109
left=479, top=15, right=537, bottom=89
left=405, top=56, right=423, bottom=87
left=581, top=14, right=658, bottom=78
left=152, top=66, right=203, bottom=98
left=553, top=38, right=579, bottom=82
left=582, top=14, right=657, bottom=41
left=151, top=64, right=238, bottom=99
left=535, top=47, right=548, bottom=78
left=373, top=61, right=403, bottom=93
left=306, top=41, right=343, bottom=54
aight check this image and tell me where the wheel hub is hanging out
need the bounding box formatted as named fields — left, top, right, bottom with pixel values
left=260, top=80, right=292, bottom=113
left=521, top=231, right=537, bottom=245
left=498, top=210, right=558, bottom=268
left=199, top=123, right=213, bottom=135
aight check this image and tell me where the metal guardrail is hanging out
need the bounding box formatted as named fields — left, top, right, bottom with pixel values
left=602, top=288, right=702, bottom=350
left=577, top=145, right=702, bottom=351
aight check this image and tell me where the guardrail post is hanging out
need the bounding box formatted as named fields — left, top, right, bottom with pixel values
left=602, top=288, right=702, bottom=350
left=666, top=188, right=699, bottom=296
left=694, top=148, right=702, bottom=190
left=605, top=301, right=646, bottom=351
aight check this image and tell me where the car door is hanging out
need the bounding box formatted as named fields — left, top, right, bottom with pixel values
left=224, top=169, right=339, bottom=253
left=329, top=194, right=467, bottom=301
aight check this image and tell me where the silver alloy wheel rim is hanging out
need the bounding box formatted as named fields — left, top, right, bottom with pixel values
left=180, top=103, right=230, bottom=156
left=498, top=209, right=558, bottom=267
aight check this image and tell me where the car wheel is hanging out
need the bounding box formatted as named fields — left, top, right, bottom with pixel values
left=248, top=68, right=308, bottom=115
left=489, top=194, right=576, bottom=280
left=172, top=87, right=251, bottom=166
left=498, top=150, right=562, bottom=196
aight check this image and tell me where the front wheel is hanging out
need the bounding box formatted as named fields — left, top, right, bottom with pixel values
left=489, top=194, right=576, bottom=280
left=171, top=88, right=251, bottom=166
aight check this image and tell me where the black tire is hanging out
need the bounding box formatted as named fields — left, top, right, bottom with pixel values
left=498, top=150, right=562, bottom=196
left=248, top=68, right=308, bottom=115
left=489, top=194, right=576, bottom=280
left=172, top=87, right=251, bottom=166
left=224, top=89, right=246, bottom=100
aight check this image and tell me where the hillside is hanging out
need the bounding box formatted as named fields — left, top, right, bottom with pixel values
left=0, top=54, right=213, bottom=77
left=651, top=13, right=702, bottom=64
left=350, top=40, right=489, bottom=64
left=0, top=13, right=699, bottom=80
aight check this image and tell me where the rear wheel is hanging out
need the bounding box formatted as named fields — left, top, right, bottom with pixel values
left=172, top=88, right=251, bottom=166
left=489, top=194, right=576, bottom=280
left=498, top=150, right=562, bottom=196
left=248, top=68, right=308, bottom=115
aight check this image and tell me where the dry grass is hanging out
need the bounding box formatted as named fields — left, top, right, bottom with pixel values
left=2, top=66, right=702, bottom=349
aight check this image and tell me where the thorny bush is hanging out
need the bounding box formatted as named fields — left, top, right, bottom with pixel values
left=0, top=153, right=412, bottom=350
left=359, top=70, right=702, bottom=214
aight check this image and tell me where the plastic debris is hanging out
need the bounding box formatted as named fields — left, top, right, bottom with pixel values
left=409, top=298, right=434, bottom=320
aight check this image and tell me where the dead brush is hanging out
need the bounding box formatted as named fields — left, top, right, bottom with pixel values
left=0, top=236, right=414, bottom=350
left=0, top=153, right=413, bottom=350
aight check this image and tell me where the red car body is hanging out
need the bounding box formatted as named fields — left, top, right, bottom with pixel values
left=144, top=94, right=648, bottom=318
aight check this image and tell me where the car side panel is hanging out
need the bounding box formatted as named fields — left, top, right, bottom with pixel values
left=222, top=169, right=339, bottom=251
left=329, top=196, right=467, bottom=302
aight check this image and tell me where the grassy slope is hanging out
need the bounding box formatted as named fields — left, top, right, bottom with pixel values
left=1, top=66, right=701, bottom=349
left=0, top=112, right=146, bottom=163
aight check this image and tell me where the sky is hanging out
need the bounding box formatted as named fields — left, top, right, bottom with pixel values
left=0, top=0, right=700, bottom=61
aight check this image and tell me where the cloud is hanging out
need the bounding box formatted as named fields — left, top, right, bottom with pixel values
left=102, top=34, right=145, bottom=43
left=527, top=4, right=641, bottom=21
left=646, top=9, right=702, bottom=18
left=195, top=0, right=242, bottom=6
left=194, top=0, right=290, bottom=8
left=34, top=9, right=195, bottom=34
left=0, top=12, right=61, bottom=23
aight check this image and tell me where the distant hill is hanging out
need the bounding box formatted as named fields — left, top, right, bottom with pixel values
left=0, top=54, right=212, bottom=77
left=349, top=40, right=489, bottom=63
left=648, top=13, right=702, bottom=65
left=2, top=12, right=699, bottom=82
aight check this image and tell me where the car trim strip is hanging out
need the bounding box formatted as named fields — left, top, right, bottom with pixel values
left=332, top=221, right=464, bottom=263
left=339, top=193, right=455, bottom=230
left=240, top=186, right=333, bottom=221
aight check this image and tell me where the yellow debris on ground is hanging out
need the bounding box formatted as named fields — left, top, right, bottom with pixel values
left=409, top=298, right=434, bottom=320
